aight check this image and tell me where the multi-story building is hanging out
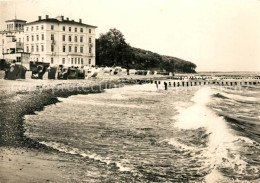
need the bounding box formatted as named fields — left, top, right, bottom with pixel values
left=0, top=15, right=97, bottom=69
left=24, top=15, right=97, bottom=67
left=0, top=18, right=30, bottom=68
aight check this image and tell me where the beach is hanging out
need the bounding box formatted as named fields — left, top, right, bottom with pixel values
left=0, top=75, right=169, bottom=183
left=1, top=74, right=260, bottom=182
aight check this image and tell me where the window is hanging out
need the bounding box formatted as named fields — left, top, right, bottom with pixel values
left=26, top=46, right=29, bottom=52
left=42, top=57, right=44, bottom=62
left=51, top=45, right=54, bottom=52
left=2, top=39, right=4, bottom=44
left=42, top=34, right=44, bottom=40
left=75, top=27, right=77, bottom=32
left=63, top=45, right=66, bottom=52
left=32, top=35, right=34, bottom=41
left=78, top=58, right=80, bottom=64
left=26, top=27, right=28, bottom=31
left=36, top=35, right=39, bottom=41
left=36, top=45, right=39, bottom=52
left=71, top=58, right=74, bottom=64
left=69, top=27, right=71, bottom=32
left=81, top=58, right=83, bottom=65
left=36, top=26, right=39, bottom=30
left=80, top=47, right=83, bottom=53
left=19, top=38, right=21, bottom=42
left=89, top=37, right=91, bottom=43
left=62, top=58, right=65, bottom=64
left=80, top=28, right=83, bottom=32
left=41, top=45, right=44, bottom=52
left=26, top=36, right=29, bottom=41
left=69, top=46, right=72, bottom=52
left=31, top=26, right=33, bottom=31
left=89, top=29, right=91, bottom=33
left=89, top=47, right=92, bottom=53
left=51, top=25, right=54, bottom=30
left=41, top=25, right=44, bottom=30
left=69, top=36, right=71, bottom=42
left=74, top=36, right=77, bottom=42
left=31, top=45, right=34, bottom=52
left=75, top=46, right=77, bottom=52
left=17, top=57, right=21, bottom=62
left=63, top=26, right=65, bottom=31
left=51, top=34, right=54, bottom=41
left=51, top=57, right=54, bottom=64
left=62, top=35, right=65, bottom=41
left=88, top=58, right=91, bottom=65
left=80, top=36, right=83, bottom=42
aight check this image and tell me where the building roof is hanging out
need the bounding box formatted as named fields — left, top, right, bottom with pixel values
left=25, top=18, right=97, bottom=28
left=5, top=19, right=27, bottom=23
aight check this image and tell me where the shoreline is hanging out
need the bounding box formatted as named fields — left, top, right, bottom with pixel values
left=0, top=75, right=170, bottom=147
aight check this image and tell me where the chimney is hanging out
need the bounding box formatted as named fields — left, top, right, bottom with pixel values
left=38, top=16, right=41, bottom=20
left=61, top=16, right=64, bottom=20
left=46, top=15, right=49, bottom=19
left=66, top=17, right=69, bottom=21
left=79, top=19, right=82, bottom=23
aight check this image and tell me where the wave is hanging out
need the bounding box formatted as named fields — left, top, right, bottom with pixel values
left=213, top=93, right=229, bottom=99
left=163, top=138, right=195, bottom=151
left=173, top=87, right=258, bottom=181
left=40, top=141, right=133, bottom=172
left=213, top=91, right=260, bottom=104
left=58, top=97, right=148, bottom=109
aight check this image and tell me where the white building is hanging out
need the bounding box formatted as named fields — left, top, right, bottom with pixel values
left=0, top=15, right=97, bottom=69
left=24, top=15, right=97, bottom=67
left=0, top=19, right=30, bottom=68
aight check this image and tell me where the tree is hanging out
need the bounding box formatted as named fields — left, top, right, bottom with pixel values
left=96, top=28, right=130, bottom=67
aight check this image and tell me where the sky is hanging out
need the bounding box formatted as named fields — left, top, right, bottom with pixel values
left=0, top=0, right=260, bottom=71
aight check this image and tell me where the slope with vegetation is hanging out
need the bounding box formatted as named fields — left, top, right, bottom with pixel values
left=96, top=28, right=196, bottom=73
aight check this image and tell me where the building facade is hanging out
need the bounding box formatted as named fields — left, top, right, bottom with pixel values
left=0, top=15, right=97, bottom=69
left=0, top=19, right=30, bottom=68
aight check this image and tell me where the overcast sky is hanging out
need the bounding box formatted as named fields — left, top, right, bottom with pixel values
left=0, top=0, right=260, bottom=71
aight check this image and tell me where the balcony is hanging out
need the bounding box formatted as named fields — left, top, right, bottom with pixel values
left=6, top=42, right=24, bottom=50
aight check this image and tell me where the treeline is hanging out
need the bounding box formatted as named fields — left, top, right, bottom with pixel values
left=96, top=28, right=196, bottom=73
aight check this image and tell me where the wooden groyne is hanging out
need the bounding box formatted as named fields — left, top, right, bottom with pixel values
left=152, top=79, right=260, bottom=88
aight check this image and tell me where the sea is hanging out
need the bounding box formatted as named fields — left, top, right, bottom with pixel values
left=24, top=79, right=260, bottom=182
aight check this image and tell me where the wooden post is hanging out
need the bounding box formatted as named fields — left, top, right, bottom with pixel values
left=164, top=82, right=168, bottom=90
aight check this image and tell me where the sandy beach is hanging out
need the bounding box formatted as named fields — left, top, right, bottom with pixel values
left=0, top=75, right=169, bottom=183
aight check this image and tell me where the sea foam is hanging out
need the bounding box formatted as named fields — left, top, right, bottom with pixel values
left=173, top=87, right=249, bottom=182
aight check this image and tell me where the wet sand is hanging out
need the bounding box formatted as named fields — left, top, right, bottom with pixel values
left=0, top=75, right=168, bottom=182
